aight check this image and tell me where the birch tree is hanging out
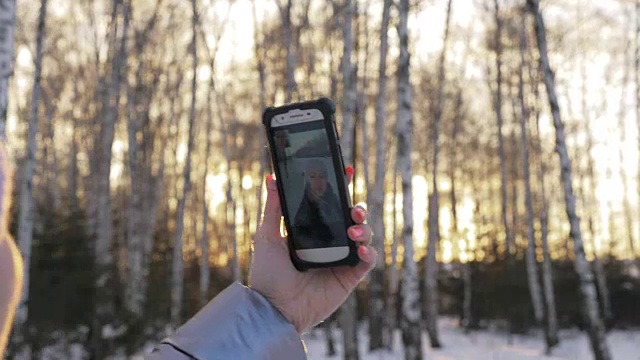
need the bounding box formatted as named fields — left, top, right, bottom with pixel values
left=397, top=0, right=422, bottom=358
left=491, top=0, right=513, bottom=261
left=634, top=0, right=640, bottom=259
left=527, top=1, right=611, bottom=359
left=171, top=0, right=199, bottom=326
left=517, top=15, right=544, bottom=327
left=14, top=0, right=48, bottom=346
left=578, top=50, right=613, bottom=323
left=337, top=1, right=359, bottom=358
left=530, top=40, right=559, bottom=351
left=0, top=0, right=15, bottom=136
left=92, top=1, right=128, bottom=354
left=275, top=0, right=296, bottom=102
left=125, top=0, right=163, bottom=319
left=618, top=13, right=635, bottom=261
left=424, top=0, right=453, bottom=348
left=368, top=0, right=391, bottom=351
left=449, top=86, right=471, bottom=331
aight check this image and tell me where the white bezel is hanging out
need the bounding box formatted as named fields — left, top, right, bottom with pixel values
left=295, top=246, right=350, bottom=263
left=271, top=108, right=324, bottom=127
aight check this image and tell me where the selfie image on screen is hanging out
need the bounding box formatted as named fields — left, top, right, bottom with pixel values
left=273, top=122, right=347, bottom=250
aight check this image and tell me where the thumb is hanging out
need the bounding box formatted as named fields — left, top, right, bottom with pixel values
left=332, top=246, right=377, bottom=290
left=258, top=174, right=283, bottom=238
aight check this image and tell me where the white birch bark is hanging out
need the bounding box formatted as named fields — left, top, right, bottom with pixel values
left=384, top=156, right=399, bottom=350
left=0, top=0, right=15, bottom=137
left=171, top=0, right=198, bottom=326
left=517, top=18, right=544, bottom=326
left=529, top=53, right=559, bottom=349
left=397, top=0, right=422, bottom=358
left=527, top=1, right=611, bottom=359
left=368, top=0, right=391, bottom=351
left=14, top=0, right=47, bottom=343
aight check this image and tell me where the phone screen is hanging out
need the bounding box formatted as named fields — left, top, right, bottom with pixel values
left=273, top=120, right=348, bottom=250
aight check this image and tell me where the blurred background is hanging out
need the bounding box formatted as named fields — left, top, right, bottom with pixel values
left=2, top=0, right=640, bottom=358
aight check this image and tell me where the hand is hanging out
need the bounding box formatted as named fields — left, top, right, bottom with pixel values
left=249, top=166, right=376, bottom=333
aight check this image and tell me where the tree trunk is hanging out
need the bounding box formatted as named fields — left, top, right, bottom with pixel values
left=276, top=0, right=296, bottom=102
left=14, top=0, right=48, bottom=348
left=199, top=94, right=214, bottom=308
left=91, top=0, right=128, bottom=355
left=125, top=1, right=144, bottom=318
left=338, top=1, right=359, bottom=359
left=527, top=1, right=611, bottom=359
left=636, top=0, right=640, bottom=259
left=528, top=25, right=560, bottom=351
left=491, top=0, right=513, bottom=260
left=0, top=0, right=16, bottom=136
left=491, top=0, right=515, bottom=339
left=424, top=0, right=452, bottom=348
left=252, top=0, right=267, bottom=238
left=517, top=17, right=544, bottom=326
left=171, top=0, right=198, bottom=326
left=619, top=8, right=636, bottom=261
left=384, top=158, right=399, bottom=350
left=579, top=61, right=613, bottom=324
left=368, top=0, right=391, bottom=351
left=397, top=0, right=422, bottom=358
left=448, top=86, right=470, bottom=331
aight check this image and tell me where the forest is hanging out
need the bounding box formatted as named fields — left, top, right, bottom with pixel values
left=1, top=0, right=640, bottom=359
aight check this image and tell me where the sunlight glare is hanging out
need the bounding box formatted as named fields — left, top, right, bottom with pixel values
left=206, top=173, right=227, bottom=214
left=241, top=174, right=253, bottom=190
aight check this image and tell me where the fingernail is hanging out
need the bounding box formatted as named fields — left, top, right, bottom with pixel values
left=349, top=227, right=363, bottom=238
left=346, top=166, right=354, bottom=176
left=358, top=246, right=369, bottom=257
left=266, top=174, right=275, bottom=182
left=357, top=207, right=367, bottom=218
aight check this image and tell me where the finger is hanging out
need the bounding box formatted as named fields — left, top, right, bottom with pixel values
left=347, top=224, right=371, bottom=244
left=258, top=174, right=283, bottom=238
left=350, top=204, right=368, bottom=224
left=333, top=246, right=377, bottom=289
left=346, top=166, right=354, bottom=185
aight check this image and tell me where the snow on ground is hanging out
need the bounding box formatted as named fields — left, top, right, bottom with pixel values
left=303, top=318, right=640, bottom=360
left=21, top=318, right=640, bottom=359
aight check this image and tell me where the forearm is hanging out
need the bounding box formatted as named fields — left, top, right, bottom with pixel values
left=150, top=282, right=306, bottom=360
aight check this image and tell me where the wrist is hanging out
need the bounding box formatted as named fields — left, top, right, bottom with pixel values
left=249, top=286, right=304, bottom=333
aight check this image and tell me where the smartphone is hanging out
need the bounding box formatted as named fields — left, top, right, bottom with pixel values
left=262, top=97, right=359, bottom=271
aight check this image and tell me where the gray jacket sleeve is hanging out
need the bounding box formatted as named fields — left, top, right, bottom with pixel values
left=148, top=282, right=306, bottom=360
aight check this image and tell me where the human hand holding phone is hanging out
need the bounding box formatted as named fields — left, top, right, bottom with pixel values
left=249, top=167, right=377, bottom=334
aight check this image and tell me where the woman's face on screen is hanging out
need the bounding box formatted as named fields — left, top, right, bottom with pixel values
left=308, top=169, right=327, bottom=197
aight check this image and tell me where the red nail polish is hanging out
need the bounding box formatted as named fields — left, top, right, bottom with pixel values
left=358, top=246, right=368, bottom=257
left=350, top=227, right=363, bottom=238
left=346, top=166, right=354, bottom=176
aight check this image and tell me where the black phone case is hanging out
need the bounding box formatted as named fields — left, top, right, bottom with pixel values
left=262, top=97, right=359, bottom=271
